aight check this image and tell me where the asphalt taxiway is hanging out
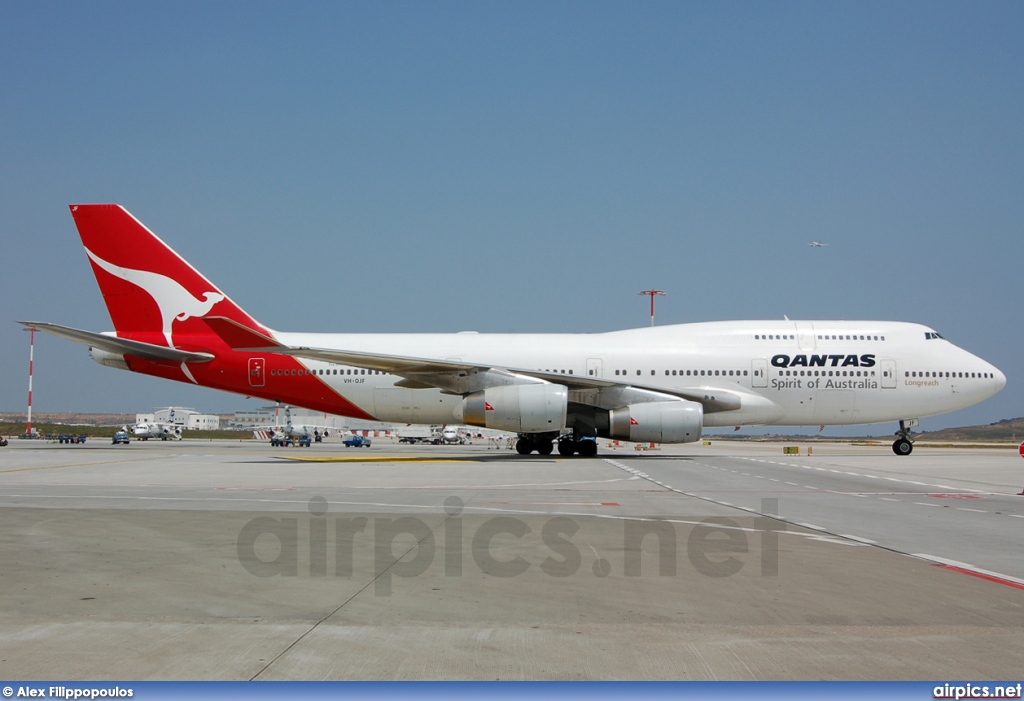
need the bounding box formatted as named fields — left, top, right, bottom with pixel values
left=1, top=438, right=1022, bottom=680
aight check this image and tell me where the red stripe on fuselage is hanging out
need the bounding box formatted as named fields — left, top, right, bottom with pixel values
left=121, top=332, right=378, bottom=421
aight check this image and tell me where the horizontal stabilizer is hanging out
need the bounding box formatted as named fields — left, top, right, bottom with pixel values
left=203, top=316, right=282, bottom=350
left=18, top=321, right=214, bottom=364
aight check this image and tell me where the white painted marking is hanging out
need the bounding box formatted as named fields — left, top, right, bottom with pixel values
left=839, top=534, right=877, bottom=544
left=805, top=535, right=867, bottom=547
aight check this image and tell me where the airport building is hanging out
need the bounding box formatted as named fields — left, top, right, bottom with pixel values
left=227, top=406, right=394, bottom=434
left=135, top=407, right=220, bottom=431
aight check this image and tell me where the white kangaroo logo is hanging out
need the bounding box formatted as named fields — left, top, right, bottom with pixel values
left=85, top=247, right=225, bottom=349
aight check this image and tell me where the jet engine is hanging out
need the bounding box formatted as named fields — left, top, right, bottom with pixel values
left=455, top=383, right=568, bottom=433
left=608, top=400, right=703, bottom=443
left=89, top=346, right=130, bottom=371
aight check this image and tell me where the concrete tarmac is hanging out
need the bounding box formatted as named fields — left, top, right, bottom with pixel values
left=1, top=438, right=1023, bottom=680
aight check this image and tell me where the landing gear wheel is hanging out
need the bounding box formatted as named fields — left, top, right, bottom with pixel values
left=893, top=438, right=913, bottom=456
left=536, top=440, right=553, bottom=456
left=577, top=440, right=598, bottom=457
left=515, top=438, right=534, bottom=455
left=557, top=439, right=577, bottom=456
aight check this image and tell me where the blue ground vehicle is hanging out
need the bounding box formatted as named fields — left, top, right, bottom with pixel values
left=343, top=435, right=372, bottom=448
left=111, top=431, right=129, bottom=445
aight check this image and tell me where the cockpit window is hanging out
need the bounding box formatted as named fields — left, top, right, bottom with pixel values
left=925, top=332, right=945, bottom=340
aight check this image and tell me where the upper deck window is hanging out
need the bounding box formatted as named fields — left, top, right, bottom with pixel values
left=925, top=332, right=945, bottom=340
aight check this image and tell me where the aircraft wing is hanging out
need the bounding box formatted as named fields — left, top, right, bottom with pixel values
left=18, top=321, right=215, bottom=364
left=513, top=369, right=743, bottom=413
left=281, top=346, right=742, bottom=413
left=204, top=317, right=743, bottom=413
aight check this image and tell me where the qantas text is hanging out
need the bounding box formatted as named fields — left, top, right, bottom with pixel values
left=771, top=353, right=876, bottom=369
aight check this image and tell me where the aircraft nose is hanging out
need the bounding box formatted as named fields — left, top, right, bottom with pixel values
left=993, top=366, right=1007, bottom=393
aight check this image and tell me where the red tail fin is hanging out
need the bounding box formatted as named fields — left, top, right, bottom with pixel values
left=69, top=204, right=268, bottom=347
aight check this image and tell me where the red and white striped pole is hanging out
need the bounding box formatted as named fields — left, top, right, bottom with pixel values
left=638, top=290, right=666, bottom=327
left=24, top=326, right=36, bottom=436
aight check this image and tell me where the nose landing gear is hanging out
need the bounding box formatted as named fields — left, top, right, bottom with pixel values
left=893, top=419, right=918, bottom=455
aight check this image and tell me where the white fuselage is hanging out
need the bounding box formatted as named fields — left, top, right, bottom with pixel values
left=270, top=320, right=1005, bottom=428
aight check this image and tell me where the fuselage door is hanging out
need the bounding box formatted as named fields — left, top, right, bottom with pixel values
left=587, top=358, right=603, bottom=378
left=880, top=359, right=896, bottom=389
left=751, top=358, right=768, bottom=388
left=248, top=358, right=265, bottom=388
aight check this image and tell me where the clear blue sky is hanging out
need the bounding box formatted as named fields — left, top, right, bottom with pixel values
left=1, top=1, right=1021, bottom=434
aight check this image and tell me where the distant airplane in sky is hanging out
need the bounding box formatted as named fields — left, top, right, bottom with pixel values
left=20, top=204, right=1006, bottom=457
left=807, top=241, right=829, bottom=247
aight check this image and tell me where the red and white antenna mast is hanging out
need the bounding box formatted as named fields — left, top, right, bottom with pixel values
left=638, top=290, right=666, bottom=327
left=24, top=326, right=36, bottom=435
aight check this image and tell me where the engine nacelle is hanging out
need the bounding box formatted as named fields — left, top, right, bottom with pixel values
left=455, top=383, right=568, bottom=433
left=608, top=400, right=703, bottom=444
left=89, top=346, right=130, bottom=371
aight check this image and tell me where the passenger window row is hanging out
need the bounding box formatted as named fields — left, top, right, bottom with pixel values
left=613, top=369, right=749, bottom=377
left=907, top=371, right=993, bottom=379
left=270, top=368, right=385, bottom=377
left=817, top=334, right=884, bottom=341
left=754, top=334, right=886, bottom=341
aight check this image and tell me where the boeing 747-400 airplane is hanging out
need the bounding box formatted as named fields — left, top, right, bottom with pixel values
left=21, top=205, right=1005, bottom=456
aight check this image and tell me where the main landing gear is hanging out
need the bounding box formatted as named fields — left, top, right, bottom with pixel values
left=516, top=436, right=553, bottom=455
left=557, top=435, right=598, bottom=457
left=515, top=432, right=598, bottom=457
left=892, top=419, right=917, bottom=456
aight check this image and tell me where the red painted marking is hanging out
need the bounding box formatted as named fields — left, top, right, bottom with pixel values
left=630, top=417, right=639, bottom=426
left=1019, top=441, right=1024, bottom=459
left=928, top=493, right=982, bottom=500
left=936, top=564, right=1024, bottom=591
left=486, top=501, right=620, bottom=507
left=485, top=402, right=495, bottom=411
